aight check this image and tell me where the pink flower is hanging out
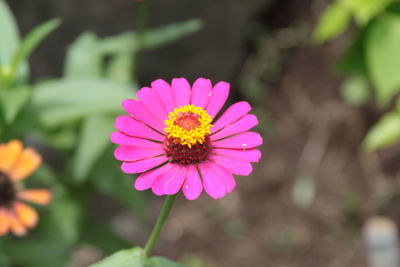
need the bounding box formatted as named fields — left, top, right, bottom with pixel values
left=111, top=78, right=262, bottom=200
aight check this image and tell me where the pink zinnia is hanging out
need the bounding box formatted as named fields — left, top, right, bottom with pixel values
left=111, top=78, right=263, bottom=200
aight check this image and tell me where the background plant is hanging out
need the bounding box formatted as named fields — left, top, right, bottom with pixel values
left=314, top=0, right=400, bottom=151
left=0, top=0, right=201, bottom=265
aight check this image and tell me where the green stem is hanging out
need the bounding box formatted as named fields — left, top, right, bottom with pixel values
left=143, top=194, right=177, bottom=257
left=137, top=0, right=150, bottom=41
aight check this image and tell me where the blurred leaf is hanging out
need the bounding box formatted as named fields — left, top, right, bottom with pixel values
left=89, top=247, right=146, bottom=267
left=341, top=0, right=392, bottom=25
left=91, top=151, right=147, bottom=219
left=74, top=115, right=114, bottom=183
left=49, top=195, right=83, bottom=245
left=147, top=257, right=187, bottom=267
left=313, top=2, right=351, bottom=43
left=141, top=19, right=203, bottom=49
left=0, top=85, right=31, bottom=123
left=366, top=14, right=400, bottom=106
left=336, top=30, right=368, bottom=75
left=106, top=52, right=135, bottom=85
left=64, top=32, right=103, bottom=79
left=3, top=239, right=69, bottom=267
left=0, top=0, right=28, bottom=83
left=363, top=112, right=400, bottom=150
left=8, top=18, right=60, bottom=85
left=100, top=32, right=138, bottom=54
left=82, top=221, right=131, bottom=255
left=291, top=175, right=315, bottom=208
left=341, top=75, right=370, bottom=106
left=32, top=79, right=134, bottom=127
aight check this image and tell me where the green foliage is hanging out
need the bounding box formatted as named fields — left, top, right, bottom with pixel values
left=0, top=0, right=27, bottom=84
left=90, top=247, right=186, bottom=267
left=73, top=115, right=114, bottom=182
left=31, top=79, right=133, bottom=127
left=0, top=85, right=31, bottom=123
left=363, top=112, right=400, bottom=150
left=341, top=76, right=370, bottom=106
left=366, top=14, right=400, bottom=106
left=316, top=0, right=400, bottom=151
left=313, top=2, right=351, bottom=43
left=0, top=1, right=202, bottom=266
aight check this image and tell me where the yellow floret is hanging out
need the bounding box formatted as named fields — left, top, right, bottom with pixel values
left=164, top=105, right=213, bottom=148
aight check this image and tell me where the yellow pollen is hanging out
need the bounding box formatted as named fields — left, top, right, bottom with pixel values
left=164, top=105, right=213, bottom=148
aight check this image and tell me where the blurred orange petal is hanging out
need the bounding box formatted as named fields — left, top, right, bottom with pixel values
left=0, top=208, right=10, bottom=236
left=13, top=202, right=38, bottom=229
left=18, top=189, right=52, bottom=205
left=8, top=211, right=27, bottom=236
left=10, top=148, right=42, bottom=182
left=0, top=140, right=23, bottom=174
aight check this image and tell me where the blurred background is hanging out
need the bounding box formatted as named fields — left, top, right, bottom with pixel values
left=2, top=0, right=400, bottom=266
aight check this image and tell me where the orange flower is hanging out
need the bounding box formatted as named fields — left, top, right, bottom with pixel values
left=0, top=140, right=52, bottom=236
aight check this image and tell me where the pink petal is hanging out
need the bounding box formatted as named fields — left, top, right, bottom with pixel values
left=206, top=81, right=230, bottom=119
left=212, top=148, right=262, bottom=162
left=111, top=131, right=163, bottom=147
left=210, top=163, right=236, bottom=193
left=152, top=164, right=180, bottom=196
left=211, top=101, right=251, bottom=133
left=151, top=79, right=175, bottom=113
left=171, top=78, right=191, bottom=107
left=198, top=161, right=227, bottom=199
left=122, top=99, right=165, bottom=133
left=114, top=116, right=165, bottom=142
left=209, top=154, right=253, bottom=176
left=212, top=131, right=263, bottom=149
left=191, top=78, right=212, bottom=108
left=136, top=87, right=168, bottom=121
left=182, top=165, right=203, bottom=200
left=211, top=114, right=258, bottom=141
left=121, top=156, right=168, bottom=174
left=114, top=146, right=164, bottom=161
left=163, top=165, right=187, bottom=195
left=135, top=163, right=173, bottom=191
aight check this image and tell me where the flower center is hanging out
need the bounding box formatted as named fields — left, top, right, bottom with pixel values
left=164, top=105, right=212, bottom=164
left=164, top=105, right=213, bottom=148
left=0, top=172, right=16, bottom=207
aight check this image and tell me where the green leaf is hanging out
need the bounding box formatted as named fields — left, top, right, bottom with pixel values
left=3, top=239, right=69, bottom=267
left=73, top=115, right=114, bottom=182
left=341, top=76, right=370, bottom=106
left=82, top=221, right=131, bottom=254
left=32, top=79, right=134, bottom=127
left=0, top=85, right=31, bottom=123
left=147, top=257, right=187, bottom=267
left=64, top=32, right=103, bottom=79
left=8, top=18, right=60, bottom=85
left=363, top=112, right=400, bottom=150
left=106, top=52, right=135, bottom=86
left=49, top=195, right=83, bottom=245
left=91, top=150, right=147, bottom=219
left=341, top=0, right=392, bottom=25
left=0, top=0, right=28, bottom=83
left=336, top=30, right=368, bottom=75
left=141, top=19, right=203, bottom=49
left=100, top=32, right=138, bottom=54
left=366, top=14, right=400, bottom=106
left=89, top=247, right=146, bottom=267
left=313, top=2, right=351, bottom=43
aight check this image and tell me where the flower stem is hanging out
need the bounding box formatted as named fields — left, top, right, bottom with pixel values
left=137, top=0, right=150, bottom=40
left=144, top=194, right=177, bottom=257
